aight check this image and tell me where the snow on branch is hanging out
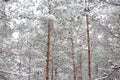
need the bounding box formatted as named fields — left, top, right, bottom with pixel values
left=55, top=6, right=67, bottom=10
left=95, top=76, right=107, bottom=80
left=103, top=0, right=120, bottom=6
left=42, top=14, right=56, bottom=20
left=95, top=64, right=120, bottom=80
left=98, top=68, right=111, bottom=71
left=0, top=70, right=33, bottom=77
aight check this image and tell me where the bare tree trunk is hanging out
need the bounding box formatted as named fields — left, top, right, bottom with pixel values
left=46, top=3, right=51, bottom=80
left=84, top=0, right=91, bottom=79
left=71, top=27, right=76, bottom=80
left=79, top=42, right=82, bottom=80
left=86, top=13, right=91, bottom=80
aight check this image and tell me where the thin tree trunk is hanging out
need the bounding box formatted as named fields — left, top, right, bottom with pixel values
left=71, top=27, right=76, bottom=80
left=86, top=12, right=91, bottom=80
left=46, top=3, right=51, bottom=80
left=79, top=42, right=82, bottom=80
left=85, top=0, right=91, bottom=80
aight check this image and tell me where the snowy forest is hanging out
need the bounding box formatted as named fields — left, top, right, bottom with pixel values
left=0, top=0, right=120, bottom=80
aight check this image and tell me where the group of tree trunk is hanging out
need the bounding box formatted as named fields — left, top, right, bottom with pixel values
left=45, top=0, right=92, bottom=80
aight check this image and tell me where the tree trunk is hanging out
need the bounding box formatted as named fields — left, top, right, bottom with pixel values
left=86, top=14, right=91, bottom=80
left=45, top=4, right=51, bottom=80
left=71, top=27, right=76, bottom=80
left=85, top=0, right=91, bottom=80
left=79, top=42, right=82, bottom=80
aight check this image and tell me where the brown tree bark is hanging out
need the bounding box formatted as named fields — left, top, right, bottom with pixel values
left=45, top=18, right=51, bottom=80
left=86, top=13, right=91, bottom=80
left=45, top=3, right=51, bottom=80
left=71, top=27, right=76, bottom=80
left=85, top=0, right=91, bottom=80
